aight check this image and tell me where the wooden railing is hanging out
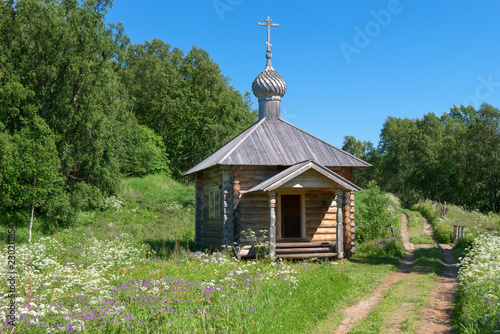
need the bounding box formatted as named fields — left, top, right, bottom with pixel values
left=453, top=225, right=466, bottom=243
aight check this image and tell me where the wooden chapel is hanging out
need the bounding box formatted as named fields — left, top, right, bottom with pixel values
left=184, top=17, right=371, bottom=259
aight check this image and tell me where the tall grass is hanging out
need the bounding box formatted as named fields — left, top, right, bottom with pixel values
left=456, top=234, right=500, bottom=333
left=0, top=174, right=402, bottom=333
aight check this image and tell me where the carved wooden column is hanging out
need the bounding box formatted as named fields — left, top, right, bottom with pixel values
left=269, top=190, right=277, bottom=261
left=336, top=189, right=344, bottom=259
left=222, top=167, right=234, bottom=246
left=232, top=180, right=241, bottom=244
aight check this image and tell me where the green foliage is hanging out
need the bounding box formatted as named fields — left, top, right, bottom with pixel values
left=1, top=0, right=254, bottom=231
left=342, top=135, right=379, bottom=187
left=411, top=202, right=454, bottom=244
left=0, top=117, right=63, bottom=231
left=0, top=172, right=401, bottom=333
left=117, top=123, right=170, bottom=177
left=355, top=181, right=399, bottom=242
left=456, top=234, right=500, bottom=334
left=453, top=236, right=474, bottom=261
left=356, top=237, right=406, bottom=258
left=348, top=104, right=500, bottom=213
left=409, top=234, right=434, bottom=244
left=122, top=39, right=257, bottom=177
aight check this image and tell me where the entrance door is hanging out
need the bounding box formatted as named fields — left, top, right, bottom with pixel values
left=281, top=195, right=302, bottom=238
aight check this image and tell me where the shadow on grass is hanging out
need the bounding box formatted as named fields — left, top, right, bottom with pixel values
left=348, top=255, right=401, bottom=267
left=411, top=248, right=443, bottom=275
left=144, top=238, right=198, bottom=259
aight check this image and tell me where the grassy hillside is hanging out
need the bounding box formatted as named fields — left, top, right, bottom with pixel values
left=1, top=174, right=406, bottom=333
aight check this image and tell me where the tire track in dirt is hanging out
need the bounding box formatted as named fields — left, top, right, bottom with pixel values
left=332, top=213, right=414, bottom=334
left=332, top=214, right=459, bottom=334
left=416, top=217, right=458, bottom=334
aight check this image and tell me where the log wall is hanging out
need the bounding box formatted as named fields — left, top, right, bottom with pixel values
left=237, top=166, right=285, bottom=245
left=327, top=167, right=355, bottom=183
left=195, top=165, right=356, bottom=257
left=198, top=166, right=223, bottom=249
left=305, top=190, right=337, bottom=242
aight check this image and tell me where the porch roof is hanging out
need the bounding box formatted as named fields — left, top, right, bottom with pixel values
left=243, top=159, right=361, bottom=193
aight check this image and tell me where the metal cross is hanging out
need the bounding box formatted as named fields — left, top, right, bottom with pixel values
left=258, top=17, right=279, bottom=53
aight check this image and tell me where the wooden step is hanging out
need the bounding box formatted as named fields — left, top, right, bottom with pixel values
left=276, top=247, right=334, bottom=254
left=276, top=242, right=334, bottom=248
left=277, top=252, right=338, bottom=259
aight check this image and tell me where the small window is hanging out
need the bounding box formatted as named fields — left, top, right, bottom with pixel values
left=209, top=189, right=220, bottom=219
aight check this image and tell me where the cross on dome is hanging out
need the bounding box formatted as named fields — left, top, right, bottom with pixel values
left=258, top=17, right=279, bottom=53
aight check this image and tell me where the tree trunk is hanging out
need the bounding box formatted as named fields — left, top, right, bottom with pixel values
left=28, top=172, right=36, bottom=244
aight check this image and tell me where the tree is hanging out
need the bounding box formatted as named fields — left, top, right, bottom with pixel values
left=123, top=40, right=257, bottom=177
left=355, top=181, right=398, bottom=242
left=0, top=0, right=168, bottom=230
left=0, top=117, right=61, bottom=237
left=349, top=104, right=499, bottom=213
left=342, top=135, right=379, bottom=187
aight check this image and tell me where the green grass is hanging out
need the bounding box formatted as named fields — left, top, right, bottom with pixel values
left=1, top=174, right=406, bottom=333
left=444, top=205, right=500, bottom=234
left=348, top=248, right=443, bottom=334
left=454, top=234, right=500, bottom=334
left=400, top=209, right=435, bottom=244
left=411, top=202, right=454, bottom=244
left=409, top=234, right=434, bottom=244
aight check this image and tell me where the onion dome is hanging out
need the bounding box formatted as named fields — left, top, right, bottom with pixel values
left=252, top=53, right=287, bottom=99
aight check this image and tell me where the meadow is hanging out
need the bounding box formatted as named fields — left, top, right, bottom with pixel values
left=412, top=201, right=500, bottom=333
left=0, top=175, right=400, bottom=333
left=2, top=175, right=498, bottom=333
left=456, top=234, right=500, bottom=333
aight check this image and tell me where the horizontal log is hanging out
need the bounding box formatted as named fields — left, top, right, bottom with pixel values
left=311, top=235, right=335, bottom=242
left=239, top=209, right=269, bottom=216
left=305, top=207, right=337, bottom=214
left=306, top=227, right=336, bottom=234
left=276, top=241, right=334, bottom=248
left=203, top=231, right=224, bottom=239
left=239, top=200, right=269, bottom=208
left=202, top=224, right=223, bottom=232
left=204, top=220, right=223, bottom=227
left=305, top=198, right=334, bottom=205
left=276, top=247, right=334, bottom=254
left=240, top=215, right=269, bottom=223
left=202, top=238, right=222, bottom=245
left=240, top=223, right=269, bottom=229
left=277, top=252, right=338, bottom=259
left=240, top=237, right=267, bottom=244
left=306, top=213, right=336, bottom=220
left=306, top=220, right=337, bottom=228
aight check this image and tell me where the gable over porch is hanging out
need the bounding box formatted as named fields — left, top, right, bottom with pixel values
left=239, top=160, right=359, bottom=260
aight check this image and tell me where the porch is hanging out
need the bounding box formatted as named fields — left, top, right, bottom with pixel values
left=237, top=241, right=338, bottom=259
left=275, top=241, right=337, bottom=259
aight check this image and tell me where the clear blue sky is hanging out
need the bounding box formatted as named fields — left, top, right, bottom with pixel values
left=106, top=0, right=500, bottom=147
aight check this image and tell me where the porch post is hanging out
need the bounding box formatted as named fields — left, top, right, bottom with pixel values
left=336, top=189, right=344, bottom=259
left=269, top=190, right=277, bottom=261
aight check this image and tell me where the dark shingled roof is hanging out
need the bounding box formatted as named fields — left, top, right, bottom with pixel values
left=183, top=117, right=372, bottom=175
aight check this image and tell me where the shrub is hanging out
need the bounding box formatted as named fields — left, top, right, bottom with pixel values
left=356, top=237, right=406, bottom=258
left=356, top=181, right=399, bottom=242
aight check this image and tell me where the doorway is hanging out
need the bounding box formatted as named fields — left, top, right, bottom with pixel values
left=281, top=194, right=302, bottom=238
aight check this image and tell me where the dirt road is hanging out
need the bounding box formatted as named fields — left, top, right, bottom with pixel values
left=332, top=214, right=458, bottom=334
